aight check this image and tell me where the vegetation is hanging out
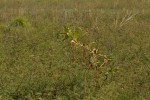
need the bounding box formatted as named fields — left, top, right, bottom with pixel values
left=0, top=0, right=150, bottom=99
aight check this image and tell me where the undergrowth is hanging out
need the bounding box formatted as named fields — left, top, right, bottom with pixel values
left=0, top=0, right=150, bottom=100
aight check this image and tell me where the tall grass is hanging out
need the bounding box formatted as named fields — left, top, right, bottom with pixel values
left=0, top=0, right=150, bottom=99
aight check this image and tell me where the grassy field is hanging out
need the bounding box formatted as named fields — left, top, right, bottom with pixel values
left=0, top=0, right=150, bottom=99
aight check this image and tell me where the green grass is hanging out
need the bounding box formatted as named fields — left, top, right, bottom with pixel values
left=0, top=0, right=150, bottom=99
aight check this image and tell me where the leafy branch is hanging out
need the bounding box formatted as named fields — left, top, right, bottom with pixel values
left=63, top=26, right=109, bottom=70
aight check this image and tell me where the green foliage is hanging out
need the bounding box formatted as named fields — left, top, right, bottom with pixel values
left=2, top=16, right=31, bottom=33
left=63, top=26, right=81, bottom=41
left=11, top=16, right=29, bottom=27
left=74, top=27, right=80, bottom=41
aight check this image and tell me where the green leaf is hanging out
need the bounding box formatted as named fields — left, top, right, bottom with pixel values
left=64, top=26, right=73, bottom=37
left=73, top=27, right=80, bottom=41
left=67, top=28, right=73, bottom=37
